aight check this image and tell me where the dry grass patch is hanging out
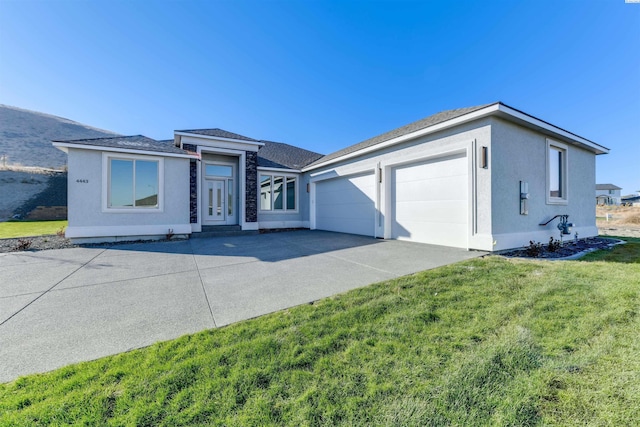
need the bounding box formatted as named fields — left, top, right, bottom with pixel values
left=596, top=205, right=640, bottom=227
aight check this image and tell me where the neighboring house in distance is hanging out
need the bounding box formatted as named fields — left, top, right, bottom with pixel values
left=53, top=102, right=609, bottom=251
left=622, top=193, right=640, bottom=206
left=596, top=184, right=622, bottom=205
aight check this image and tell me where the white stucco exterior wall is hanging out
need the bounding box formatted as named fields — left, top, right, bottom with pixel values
left=490, top=118, right=597, bottom=250
left=65, top=148, right=191, bottom=242
left=306, top=119, right=494, bottom=250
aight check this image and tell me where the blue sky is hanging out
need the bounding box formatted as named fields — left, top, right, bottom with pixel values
left=1, top=0, right=638, bottom=194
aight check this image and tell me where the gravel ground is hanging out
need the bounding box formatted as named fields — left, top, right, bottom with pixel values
left=598, top=226, right=640, bottom=238
left=0, top=235, right=77, bottom=253
left=0, top=235, right=185, bottom=254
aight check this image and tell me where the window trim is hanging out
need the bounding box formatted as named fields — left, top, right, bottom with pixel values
left=546, top=139, right=568, bottom=205
left=259, top=172, right=298, bottom=213
left=102, top=153, right=164, bottom=213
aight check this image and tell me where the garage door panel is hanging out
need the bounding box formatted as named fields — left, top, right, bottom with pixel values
left=394, top=222, right=468, bottom=247
left=316, top=202, right=374, bottom=220
left=315, top=172, right=375, bottom=237
left=392, top=155, right=468, bottom=248
left=395, top=200, right=467, bottom=224
left=394, top=155, right=466, bottom=180
left=395, top=175, right=467, bottom=202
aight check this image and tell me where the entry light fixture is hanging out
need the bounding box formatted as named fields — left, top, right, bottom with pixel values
left=481, top=146, right=488, bottom=169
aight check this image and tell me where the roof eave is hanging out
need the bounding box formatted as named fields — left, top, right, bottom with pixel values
left=302, top=103, right=501, bottom=171
left=51, top=141, right=197, bottom=159
left=303, top=103, right=609, bottom=172
left=257, top=166, right=302, bottom=173
left=174, top=131, right=264, bottom=147
left=494, top=103, right=609, bottom=155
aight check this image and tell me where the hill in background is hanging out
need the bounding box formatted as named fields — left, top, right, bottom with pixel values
left=0, top=104, right=119, bottom=169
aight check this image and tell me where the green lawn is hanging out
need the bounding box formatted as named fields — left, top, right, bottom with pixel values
left=0, top=220, right=67, bottom=239
left=581, top=236, right=640, bottom=264
left=1, top=244, right=638, bottom=425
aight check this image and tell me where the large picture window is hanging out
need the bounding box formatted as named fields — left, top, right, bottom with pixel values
left=106, top=156, right=162, bottom=210
left=260, top=174, right=297, bottom=211
left=546, top=140, right=568, bottom=204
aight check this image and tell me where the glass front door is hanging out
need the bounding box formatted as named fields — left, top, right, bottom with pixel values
left=202, top=160, right=238, bottom=225
left=205, top=179, right=225, bottom=222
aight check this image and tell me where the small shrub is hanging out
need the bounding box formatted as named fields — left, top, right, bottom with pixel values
left=547, top=237, right=562, bottom=253
left=12, top=239, right=32, bottom=252
left=525, top=241, right=543, bottom=257
left=56, top=226, right=66, bottom=237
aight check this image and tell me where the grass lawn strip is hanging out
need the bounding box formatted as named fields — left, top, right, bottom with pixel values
left=580, top=236, right=640, bottom=263
left=0, top=243, right=638, bottom=425
left=0, top=220, right=67, bottom=239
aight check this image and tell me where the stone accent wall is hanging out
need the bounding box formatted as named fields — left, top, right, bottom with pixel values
left=180, top=143, right=199, bottom=224
left=245, top=151, right=258, bottom=223
left=189, top=160, right=197, bottom=223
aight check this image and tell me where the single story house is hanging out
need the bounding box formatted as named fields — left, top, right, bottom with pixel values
left=595, top=183, right=622, bottom=205
left=53, top=102, right=609, bottom=251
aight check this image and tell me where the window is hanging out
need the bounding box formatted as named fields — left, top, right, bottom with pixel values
left=260, top=174, right=297, bottom=211
left=546, top=140, right=568, bottom=204
left=104, top=155, right=163, bottom=211
left=205, top=164, right=232, bottom=177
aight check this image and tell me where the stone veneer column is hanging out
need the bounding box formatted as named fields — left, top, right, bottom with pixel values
left=245, top=151, right=258, bottom=223
left=182, top=143, right=199, bottom=224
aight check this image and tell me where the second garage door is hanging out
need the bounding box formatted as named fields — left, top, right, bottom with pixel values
left=391, top=153, right=468, bottom=248
left=315, top=172, right=376, bottom=237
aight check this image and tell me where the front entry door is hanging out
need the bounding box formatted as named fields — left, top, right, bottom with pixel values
left=202, top=161, right=238, bottom=225
left=205, top=179, right=226, bottom=222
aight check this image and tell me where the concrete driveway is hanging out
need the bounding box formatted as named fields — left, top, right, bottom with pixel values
left=0, top=230, right=485, bottom=382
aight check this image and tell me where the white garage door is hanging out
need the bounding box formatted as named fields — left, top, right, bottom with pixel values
left=315, top=172, right=376, bottom=236
left=392, top=153, right=468, bottom=248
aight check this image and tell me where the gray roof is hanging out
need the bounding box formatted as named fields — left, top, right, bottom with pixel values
left=176, top=128, right=258, bottom=142
left=258, top=140, right=323, bottom=170
left=596, top=184, right=622, bottom=190
left=305, top=103, right=494, bottom=168
left=53, top=135, right=190, bottom=156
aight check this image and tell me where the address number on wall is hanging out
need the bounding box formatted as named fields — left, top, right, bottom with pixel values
left=76, top=179, right=89, bottom=183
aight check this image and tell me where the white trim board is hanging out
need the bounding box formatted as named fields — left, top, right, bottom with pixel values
left=177, top=135, right=263, bottom=152
left=53, top=142, right=196, bottom=159
left=257, top=167, right=302, bottom=173
left=65, top=224, right=192, bottom=239
left=259, top=220, right=309, bottom=229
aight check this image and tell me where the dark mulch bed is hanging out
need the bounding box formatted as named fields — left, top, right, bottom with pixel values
left=500, top=237, right=622, bottom=259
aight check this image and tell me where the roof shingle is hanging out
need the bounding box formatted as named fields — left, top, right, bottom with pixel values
left=258, top=141, right=323, bottom=170
left=596, top=184, right=622, bottom=190
left=53, top=135, right=189, bottom=156
left=305, top=103, right=494, bottom=168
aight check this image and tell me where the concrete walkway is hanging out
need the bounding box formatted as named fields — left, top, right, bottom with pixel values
left=0, top=231, right=485, bottom=382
